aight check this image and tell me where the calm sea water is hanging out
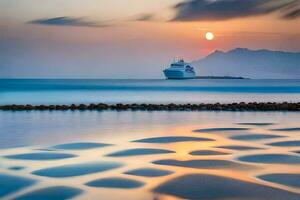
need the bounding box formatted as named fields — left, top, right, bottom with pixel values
left=0, top=79, right=299, bottom=199
left=0, top=79, right=300, bottom=105
left=0, top=111, right=299, bottom=199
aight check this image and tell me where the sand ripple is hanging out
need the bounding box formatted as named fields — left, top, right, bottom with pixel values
left=154, top=174, right=300, bottom=200
left=231, top=134, right=284, bottom=141
left=15, top=186, right=82, bottom=200
left=51, top=142, right=112, bottom=150
left=124, top=168, right=173, bottom=177
left=152, top=159, right=256, bottom=170
left=189, top=150, right=229, bottom=156
left=1, top=121, right=299, bottom=199
left=32, top=161, right=123, bottom=178
left=258, top=173, right=300, bottom=188
left=133, top=136, right=214, bottom=143
left=86, top=177, right=144, bottom=189
left=238, top=154, right=300, bottom=164
left=4, top=152, right=77, bottom=160
left=106, top=148, right=175, bottom=157
left=0, top=174, right=36, bottom=198
left=267, top=140, right=300, bottom=147
left=193, top=127, right=249, bottom=133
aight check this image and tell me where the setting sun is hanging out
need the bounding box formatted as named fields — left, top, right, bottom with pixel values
left=205, top=32, right=215, bottom=40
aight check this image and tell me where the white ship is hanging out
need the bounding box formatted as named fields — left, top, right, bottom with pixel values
left=163, top=59, right=196, bottom=79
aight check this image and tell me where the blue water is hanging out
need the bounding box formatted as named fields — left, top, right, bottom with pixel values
left=0, top=79, right=299, bottom=104
left=0, top=79, right=300, bottom=200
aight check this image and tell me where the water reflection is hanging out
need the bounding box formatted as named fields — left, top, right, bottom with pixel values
left=154, top=174, right=300, bottom=200
left=0, top=111, right=299, bottom=199
left=15, top=186, right=83, bottom=200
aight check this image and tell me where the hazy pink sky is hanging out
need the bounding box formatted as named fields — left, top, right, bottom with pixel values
left=1, top=0, right=299, bottom=78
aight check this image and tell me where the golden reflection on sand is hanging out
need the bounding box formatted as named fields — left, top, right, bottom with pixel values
left=0, top=120, right=299, bottom=200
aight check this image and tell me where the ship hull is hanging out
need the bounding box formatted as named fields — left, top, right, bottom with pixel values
left=163, top=69, right=196, bottom=79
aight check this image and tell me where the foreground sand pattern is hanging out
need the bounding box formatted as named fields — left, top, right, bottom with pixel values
left=0, top=124, right=300, bottom=200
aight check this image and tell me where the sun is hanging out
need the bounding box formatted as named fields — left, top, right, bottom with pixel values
left=205, top=32, right=214, bottom=40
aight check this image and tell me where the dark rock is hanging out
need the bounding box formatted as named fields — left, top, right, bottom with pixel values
left=0, top=102, right=299, bottom=111
left=87, top=104, right=97, bottom=109
left=48, top=105, right=55, bottom=110
left=96, top=103, right=109, bottom=110
left=78, top=104, right=87, bottom=110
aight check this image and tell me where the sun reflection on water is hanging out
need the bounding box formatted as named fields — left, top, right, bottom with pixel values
left=0, top=112, right=299, bottom=200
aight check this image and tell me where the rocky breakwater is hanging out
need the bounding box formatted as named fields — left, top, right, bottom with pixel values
left=0, top=102, right=299, bottom=111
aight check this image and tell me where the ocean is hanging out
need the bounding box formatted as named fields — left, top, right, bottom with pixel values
left=0, top=79, right=300, bottom=105
left=0, top=79, right=299, bottom=200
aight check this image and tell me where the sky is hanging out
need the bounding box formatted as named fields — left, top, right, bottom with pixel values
left=0, top=0, right=300, bottom=78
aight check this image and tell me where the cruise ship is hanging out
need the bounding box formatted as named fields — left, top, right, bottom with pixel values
left=163, top=59, right=196, bottom=79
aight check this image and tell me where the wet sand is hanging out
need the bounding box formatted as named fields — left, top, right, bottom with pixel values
left=0, top=111, right=299, bottom=200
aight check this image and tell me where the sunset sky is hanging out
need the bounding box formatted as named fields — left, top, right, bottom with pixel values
left=1, top=0, right=300, bottom=78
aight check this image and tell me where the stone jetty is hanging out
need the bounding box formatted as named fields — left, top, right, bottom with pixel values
left=0, top=102, right=299, bottom=111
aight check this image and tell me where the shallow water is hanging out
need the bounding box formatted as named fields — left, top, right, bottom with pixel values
left=0, top=111, right=299, bottom=200
left=1, top=79, right=300, bottom=104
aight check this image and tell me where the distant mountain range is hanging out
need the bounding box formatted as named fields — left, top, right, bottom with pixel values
left=192, top=48, right=300, bottom=79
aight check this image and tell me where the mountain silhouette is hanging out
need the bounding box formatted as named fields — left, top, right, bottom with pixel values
left=192, top=48, right=300, bottom=79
